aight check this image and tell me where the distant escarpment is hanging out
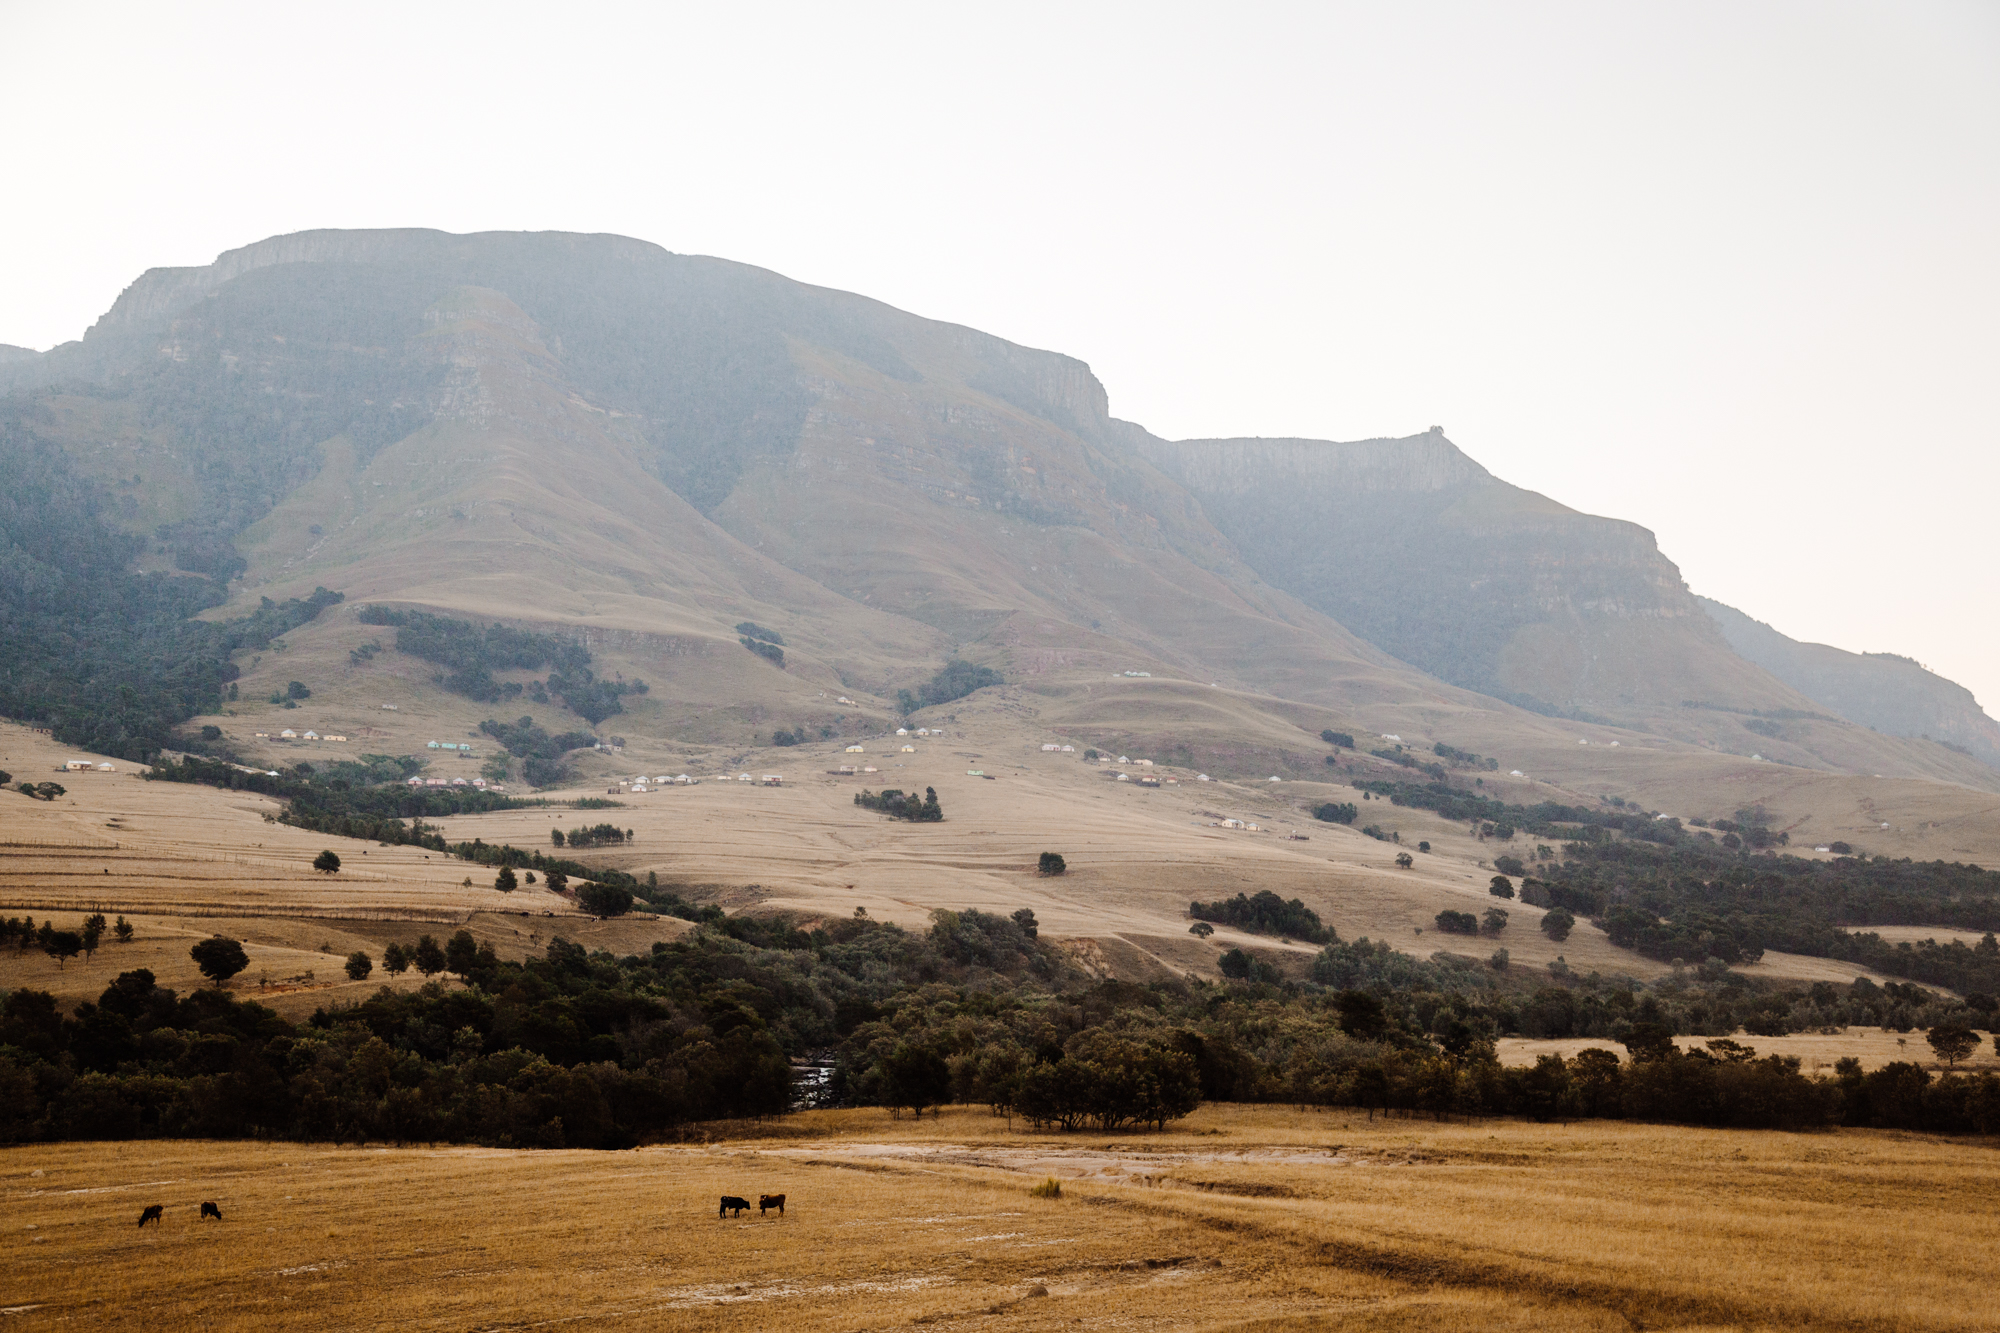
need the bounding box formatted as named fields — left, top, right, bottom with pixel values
left=1132, top=430, right=1802, bottom=723
left=1700, top=598, right=2000, bottom=770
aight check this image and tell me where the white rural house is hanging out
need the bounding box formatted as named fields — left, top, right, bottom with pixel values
left=845, top=744, right=865, bottom=753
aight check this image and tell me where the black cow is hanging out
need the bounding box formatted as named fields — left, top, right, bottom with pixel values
left=138, top=1205, right=163, bottom=1227
left=759, top=1193, right=786, bottom=1216
left=719, top=1195, right=751, bottom=1219
left=199, top=1201, right=223, bottom=1221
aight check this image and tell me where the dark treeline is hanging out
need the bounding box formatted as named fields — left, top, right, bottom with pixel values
left=1189, top=890, right=1336, bottom=945
left=855, top=787, right=943, bottom=822
left=479, top=716, right=599, bottom=788
left=896, top=659, right=1002, bottom=716
left=357, top=608, right=644, bottom=724
left=7, top=910, right=2000, bottom=1146
left=1357, top=777, right=2000, bottom=993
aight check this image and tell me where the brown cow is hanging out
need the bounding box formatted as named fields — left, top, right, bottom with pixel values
left=138, top=1205, right=163, bottom=1227
left=759, top=1193, right=785, bottom=1216
left=199, top=1201, right=223, bottom=1221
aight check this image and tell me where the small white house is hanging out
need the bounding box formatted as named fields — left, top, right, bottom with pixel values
left=897, top=728, right=909, bottom=736
left=1116, top=772, right=1130, bottom=782
left=63, top=759, right=93, bottom=771
left=405, top=777, right=424, bottom=787
left=381, top=703, right=399, bottom=711
left=1196, top=773, right=1211, bottom=782
left=450, top=777, right=469, bottom=787
left=838, top=764, right=856, bottom=774
left=1268, top=776, right=1281, bottom=782
left=280, top=729, right=297, bottom=739
left=427, top=741, right=440, bottom=749
left=845, top=744, right=865, bottom=753
left=425, top=777, right=447, bottom=786
left=862, top=765, right=878, bottom=774
left=303, top=730, right=319, bottom=740
left=1041, top=744, right=1059, bottom=752
left=676, top=775, right=692, bottom=785
left=1134, top=758, right=1153, bottom=767
left=1221, top=818, right=1245, bottom=828
left=1060, top=745, right=1074, bottom=753
left=326, top=734, right=348, bottom=743
left=738, top=773, right=754, bottom=782
left=837, top=696, right=854, bottom=705
left=915, top=728, right=932, bottom=736
left=900, top=745, right=915, bottom=753
left=97, top=763, right=114, bottom=772
left=763, top=774, right=782, bottom=786
left=472, top=778, right=487, bottom=788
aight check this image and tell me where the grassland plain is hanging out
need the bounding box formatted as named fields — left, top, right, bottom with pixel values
left=0, top=719, right=1912, bottom=1002
left=5, top=1106, right=1996, bottom=1331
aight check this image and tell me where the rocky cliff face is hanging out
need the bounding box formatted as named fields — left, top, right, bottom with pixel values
left=1701, top=597, right=2000, bottom=770
left=1132, top=431, right=1808, bottom=722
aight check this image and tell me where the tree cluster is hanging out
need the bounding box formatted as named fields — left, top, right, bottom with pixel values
left=895, top=660, right=1002, bottom=715
left=854, top=787, right=943, bottom=821
left=1189, top=890, right=1336, bottom=944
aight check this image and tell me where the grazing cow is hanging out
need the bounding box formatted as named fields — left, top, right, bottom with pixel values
left=138, top=1205, right=163, bottom=1228
left=719, top=1195, right=751, bottom=1219
left=758, top=1193, right=786, bottom=1216
left=199, top=1201, right=223, bottom=1221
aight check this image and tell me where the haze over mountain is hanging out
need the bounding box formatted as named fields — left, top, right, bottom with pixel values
left=1700, top=596, right=2000, bottom=771
left=2, top=227, right=1992, bottom=807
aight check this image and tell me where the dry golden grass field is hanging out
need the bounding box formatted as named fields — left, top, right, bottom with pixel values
left=1496, top=1028, right=2000, bottom=1075
left=0, top=719, right=1924, bottom=1009
left=5, top=1105, right=1997, bottom=1332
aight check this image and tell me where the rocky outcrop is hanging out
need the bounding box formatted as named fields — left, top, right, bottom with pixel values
left=1701, top=597, right=2000, bottom=770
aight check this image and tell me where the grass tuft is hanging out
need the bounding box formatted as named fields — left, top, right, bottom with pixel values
left=1029, top=1177, right=1062, bottom=1199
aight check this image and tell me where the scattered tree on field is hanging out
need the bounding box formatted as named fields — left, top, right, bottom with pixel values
left=1188, top=921, right=1214, bottom=938
left=1038, top=851, right=1066, bottom=875
left=43, top=930, right=82, bottom=969
left=113, top=915, right=133, bottom=943
left=1928, top=1025, right=1979, bottom=1069
left=190, top=936, right=250, bottom=987
left=1012, top=908, right=1039, bottom=938
left=1540, top=908, right=1575, bottom=942
left=382, top=942, right=411, bottom=975
left=1482, top=906, right=1509, bottom=936
left=312, top=850, right=341, bottom=874
left=577, top=882, right=633, bottom=917
left=494, top=864, right=517, bottom=892
left=345, top=951, right=373, bottom=981
left=81, top=914, right=105, bottom=960
left=1433, top=910, right=1477, bottom=935
left=1394, top=851, right=1414, bottom=868
left=1489, top=875, right=1514, bottom=899
left=412, top=935, right=446, bottom=977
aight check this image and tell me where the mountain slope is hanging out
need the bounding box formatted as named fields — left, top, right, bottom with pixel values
left=3, top=227, right=1993, bottom=802
left=1700, top=596, right=2000, bottom=770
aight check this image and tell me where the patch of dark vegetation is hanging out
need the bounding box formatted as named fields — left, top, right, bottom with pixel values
left=479, top=716, right=598, bottom=788
left=0, top=438, right=342, bottom=758
left=358, top=608, right=644, bottom=723
left=855, top=787, right=943, bottom=822
left=896, top=660, right=1002, bottom=715
left=1189, top=890, right=1336, bottom=945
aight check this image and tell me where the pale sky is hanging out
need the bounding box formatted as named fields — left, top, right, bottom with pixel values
left=4, top=2, right=1995, bottom=710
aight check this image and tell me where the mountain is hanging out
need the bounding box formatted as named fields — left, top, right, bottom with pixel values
left=1700, top=597, right=2000, bottom=770
left=3, top=227, right=1993, bottom=806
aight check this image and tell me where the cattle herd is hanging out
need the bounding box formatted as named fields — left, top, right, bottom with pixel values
left=136, top=1192, right=781, bottom=1229
left=719, top=1193, right=786, bottom=1218
left=136, top=1202, right=221, bottom=1226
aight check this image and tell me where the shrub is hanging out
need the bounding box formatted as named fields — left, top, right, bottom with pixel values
left=312, top=850, right=341, bottom=874
left=1434, top=910, right=1478, bottom=935
left=1489, top=875, right=1513, bottom=899
left=1320, top=730, right=1355, bottom=749
left=1312, top=802, right=1357, bottom=825
left=1030, top=1178, right=1062, bottom=1199
left=1394, top=851, right=1414, bottom=868
left=344, top=951, right=373, bottom=981
left=1038, top=852, right=1067, bottom=875
left=1540, top=908, right=1575, bottom=942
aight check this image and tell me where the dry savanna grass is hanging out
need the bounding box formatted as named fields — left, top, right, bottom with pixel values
left=5, top=1105, right=1997, bottom=1331
left=0, top=719, right=1917, bottom=1001
left=1498, top=1026, right=2000, bottom=1075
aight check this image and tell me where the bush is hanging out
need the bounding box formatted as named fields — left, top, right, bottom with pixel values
left=1541, top=908, right=1575, bottom=942
left=1312, top=802, right=1357, bottom=825
left=741, top=637, right=785, bottom=667
left=578, top=882, right=634, bottom=917
left=1434, top=911, right=1478, bottom=935
left=1038, top=852, right=1066, bottom=876
left=1489, top=875, right=1513, bottom=899
left=344, top=951, right=372, bottom=981
left=1394, top=852, right=1414, bottom=868
left=1030, top=1178, right=1062, bottom=1199
left=312, top=850, right=341, bottom=874
left=1320, top=730, right=1355, bottom=749
left=1189, top=921, right=1214, bottom=938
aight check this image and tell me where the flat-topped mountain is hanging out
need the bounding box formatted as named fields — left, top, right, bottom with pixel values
left=2, top=227, right=1992, bottom=809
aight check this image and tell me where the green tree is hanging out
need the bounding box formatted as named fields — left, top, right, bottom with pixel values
left=494, top=864, right=517, bottom=892
left=877, top=1042, right=951, bottom=1116
left=112, top=916, right=133, bottom=943
left=286, top=680, right=311, bottom=700
left=1489, top=875, right=1514, bottom=899
left=412, top=935, right=446, bottom=977
left=1038, top=852, right=1066, bottom=875
left=545, top=869, right=569, bottom=894
left=33, top=782, right=65, bottom=801
left=1540, top=908, right=1575, bottom=942
left=1482, top=906, right=1509, bottom=936
left=1011, top=908, right=1039, bottom=938
left=382, top=942, right=411, bottom=975
left=81, top=913, right=106, bottom=960
left=312, top=849, right=341, bottom=874
left=577, top=882, right=633, bottom=916
left=190, top=936, right=250, bottom=987
left=1927, top=1025, right=1978, bottom=1069
left=42, top=930, right=83, bottom=969
left=1188, top=921, right=1214, bottom=938
left=344, top=951, right=373, bottom=981
left=1394, top=851, right=1414, bottom=868
left=550, top=828, right=565, bottom=848
left=445, top=930, right=479, bottom=976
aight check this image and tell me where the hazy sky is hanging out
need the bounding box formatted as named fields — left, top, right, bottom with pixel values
left=4, top=2, right=1996, bottom=709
